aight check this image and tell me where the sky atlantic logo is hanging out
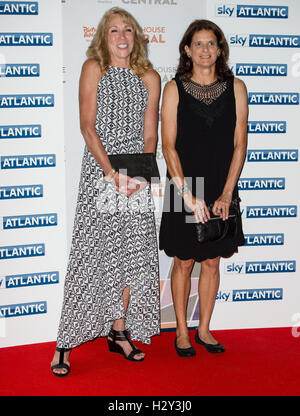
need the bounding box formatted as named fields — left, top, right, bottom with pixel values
left=216, top=288, right=283, bottom=302
left=0, top=184, right=43, bottom=200
left=225, top=261, right=295, bottom=275
left=0, top=154, right=56, bottom=169
left=1, top=271, right=59, bottom=289
left=0, top=243, right=45, bottom=260
left=247, top=121, right=286, bottom=133
left=247, top=150, right=298, bottom=162
left=244, top=233, right=284, bottom=246
left=216, top=5, right=288, bottom=18
left=0, top=94, right=54, bottom=108
left=232, top=288, right=283, bottom=302
left=229, top=34, right=300, bottom=47
left=238, top=177, right=285, bottom=190
left=246, top=205, right=297, bottom=218
left=0, top=63, right=40, bottom=77
left=0, top=33, right=52, bottom=46
left=248, top=93, right=299, bottom=105
left=2, top=213, right=58, bottom=230
left=0, top=124, right=41, bottom=139
left=235, top=63, right=287, bottom=76
left=0, top=301, right=47, bottom=318
left=0, top=2, right=38, bottom=15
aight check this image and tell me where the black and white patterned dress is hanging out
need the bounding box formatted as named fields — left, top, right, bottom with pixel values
left=56, top=66, right=160, bottom=349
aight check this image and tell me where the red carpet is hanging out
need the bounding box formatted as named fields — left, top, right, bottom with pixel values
left=1, top=327, right=300, bottom=396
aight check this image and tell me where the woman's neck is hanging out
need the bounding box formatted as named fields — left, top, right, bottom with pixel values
left=190, top=67, right=217, bottom=86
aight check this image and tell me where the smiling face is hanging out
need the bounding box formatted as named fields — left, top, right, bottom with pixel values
left=185, top=29, right=220, bottom=71
left=106, top=14, right=135, bottom=67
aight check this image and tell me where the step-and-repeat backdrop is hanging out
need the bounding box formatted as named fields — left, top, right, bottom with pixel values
left=0, top=0, right=67, bottom=347
left=1, top=0, right=300, bottom=347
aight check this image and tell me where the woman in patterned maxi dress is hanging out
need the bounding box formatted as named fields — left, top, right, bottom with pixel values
left=51, top=8, right=161, bottom=376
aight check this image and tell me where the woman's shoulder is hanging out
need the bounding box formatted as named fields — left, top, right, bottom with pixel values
left=233, top=76, right=247, bottom=92
left=142, top=68, right=161, bottom=84
left=81, top=58, right=102, bottom=78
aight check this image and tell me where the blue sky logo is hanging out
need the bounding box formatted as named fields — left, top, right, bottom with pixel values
left=0, top=94, right=54, bottom=108
left=0, top=32, right=52, bottom=46
left=0, top=63, right=40, bottom=77
left=3, top=271, right=59, bottom=289
left=0, top=301, right=47, bottom=318
left=0, top=184, right=43, bottom=200
left=0, top=154, right=56, bottom=169
left=244, top=233, right=284, bottom=246
left=247, top=150, right=298, bottom=161
left=0, top=2, right=38, bottom=15
left=229, top=34, right=248, bottom=46
left=0, top=124, right=41, bottom=139
left=248, top=121, right=286, bottom=133
left=246, top=206, right=297, bottom=218
left=0, top=243, right=45, bottom=260
left=238, top=177, right=285, bottom=190
left=3, top=213, right=57, bottom=229
left=216, top=290, right=231, bottom=302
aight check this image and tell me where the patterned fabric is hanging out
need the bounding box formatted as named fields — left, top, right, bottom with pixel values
left=56, top=66, right=160, bottom=349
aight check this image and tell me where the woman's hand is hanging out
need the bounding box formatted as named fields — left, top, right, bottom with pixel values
left=212, top=192, right=232, bottom=220
left=113, top=173, right=146, bottom=197
left=183, top=191, right=210, bottom=224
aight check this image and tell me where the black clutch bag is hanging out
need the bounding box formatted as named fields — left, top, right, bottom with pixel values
left=108, top=153, right=160, bottom=183
left=195, top=199, right=240, bottom=244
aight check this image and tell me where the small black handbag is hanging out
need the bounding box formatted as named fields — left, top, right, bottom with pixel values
left=108, top=153, right=160, bottom=183
left=195, top=199, right=240, bottom=243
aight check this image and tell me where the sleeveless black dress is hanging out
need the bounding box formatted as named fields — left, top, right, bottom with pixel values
left=159, top=74, right=245, bottom=262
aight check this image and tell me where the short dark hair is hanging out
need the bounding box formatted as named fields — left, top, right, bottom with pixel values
left=176, top=19, right=233, bottom=81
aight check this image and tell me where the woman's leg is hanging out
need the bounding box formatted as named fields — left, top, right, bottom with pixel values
left=51, top=349, right=71, bottom=376
left=109, top=286, right=145, bottom=360
left=197, top=256, right=221, bottom=344
left=171, top=256, right=195, bottom=348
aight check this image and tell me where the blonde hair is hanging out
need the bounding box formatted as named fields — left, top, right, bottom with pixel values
left=86, top=7, right=152, bottom=77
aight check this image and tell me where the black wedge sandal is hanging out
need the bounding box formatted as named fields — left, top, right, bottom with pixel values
left=51, top=347, right=71, bottom=377
left=107, top=328, right=144, bottom=362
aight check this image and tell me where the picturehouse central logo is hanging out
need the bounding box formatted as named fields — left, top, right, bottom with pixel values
left=144, top=26, right=166, bottom=43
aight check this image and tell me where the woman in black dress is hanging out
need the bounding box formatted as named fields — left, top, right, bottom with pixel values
left=159, top=20, right=248, bottom=355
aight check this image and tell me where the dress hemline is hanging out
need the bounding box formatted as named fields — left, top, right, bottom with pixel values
left=159, top=243, right=243, bottom=263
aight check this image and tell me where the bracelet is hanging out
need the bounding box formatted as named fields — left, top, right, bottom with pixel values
left=104, top=168, right=117, bottom=182
left=177, top=184, right=189, bottom=196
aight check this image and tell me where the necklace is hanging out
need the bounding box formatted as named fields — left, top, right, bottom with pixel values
left=181, top=75, right=227, bottom=105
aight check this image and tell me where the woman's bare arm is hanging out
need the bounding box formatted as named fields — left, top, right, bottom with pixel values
left=79, top=59, right=114, bottom=176
left=213, top=77, right=248, bottom=219
left=161, top=80, right=209, bottom=223
left=142, top=69, right=161, bottom=154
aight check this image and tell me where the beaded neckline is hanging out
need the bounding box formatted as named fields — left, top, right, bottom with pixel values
left=180, top=75, right=227, bottom=105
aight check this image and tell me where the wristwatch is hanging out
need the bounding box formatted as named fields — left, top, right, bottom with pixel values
left=177, top=184, right=189, bottom=196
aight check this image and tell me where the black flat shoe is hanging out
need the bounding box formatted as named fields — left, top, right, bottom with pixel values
left=195, top=330, right=225, bottom=353
left=174, top=337, right=196, bottom=357
left=107, top=328, right=144, bottom=362
left=51, top=347, right=71, bottom=377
